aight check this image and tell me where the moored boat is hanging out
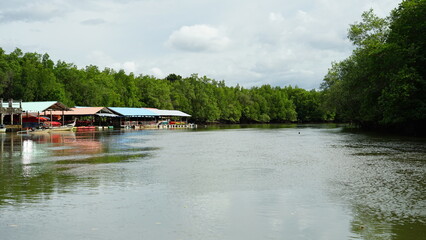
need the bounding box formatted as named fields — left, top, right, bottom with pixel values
left=75, top=126, right=96, bottom=131
left=0, top=124, right=6, bottom=133
left=17, top=128, right=50, bottom=134
left=49, top=119, right=76, bottom=132
left=49, top=125, right=74, bottom=131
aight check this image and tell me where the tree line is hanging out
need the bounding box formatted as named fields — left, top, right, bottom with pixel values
left=1, top=0, right=424, bottom=132
left=0, top=48, right=330, bottom=123
left=320, top=0, right=425, bottom=133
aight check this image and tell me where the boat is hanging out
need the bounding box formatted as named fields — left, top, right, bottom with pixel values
left=0, top=124, right=6, bottom=133
left=157, top=120, right=169, bottom=126
left=49, top=119, right=76, bottom=132
left=29, top=128, right=51, bottom=134
left=75, top=126, right=96, bottom=131
left=49, top=125, right=74, bottom=131
left=17, top=128, right=50, bottom=134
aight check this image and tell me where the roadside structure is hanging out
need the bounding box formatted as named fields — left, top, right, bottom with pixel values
left=21, top=101, right=72, bottom=128
left=107, top=107, right=159, bottom=128
left=144, top=108, right=191, bottom=119
left=49, top=107, right=119, bottom=128
left=1, top=100, right=194, bottom=131
left=0, top=99, right=22, bottom=131
left=143, top=108, right=193, bottom=128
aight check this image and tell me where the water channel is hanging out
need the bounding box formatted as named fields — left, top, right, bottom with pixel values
left=0, top=125, right=425, bottom=240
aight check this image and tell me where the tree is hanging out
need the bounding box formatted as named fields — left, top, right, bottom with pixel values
left=321, top=0, right=426, bottom=133
left=287, top=87, right=324, bottom=122
left=348, top=9, right=389, bottom=47
left=1, top=47, right=335, bottom=125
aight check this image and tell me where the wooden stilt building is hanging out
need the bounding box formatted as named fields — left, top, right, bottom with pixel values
left=0, top=99, right=23, bottom=132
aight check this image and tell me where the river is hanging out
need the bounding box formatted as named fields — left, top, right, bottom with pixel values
left=0, top=125, right=425, bottom=240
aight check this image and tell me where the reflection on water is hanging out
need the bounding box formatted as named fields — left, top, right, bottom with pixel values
left=0, top=131, right=153, bottom=206
left=0, top=126, right=425, bottom=240
left=329, top=133, right=426, bottom=240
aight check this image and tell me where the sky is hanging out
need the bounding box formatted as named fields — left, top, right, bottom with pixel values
left=0, top=0, right=402, bottom=89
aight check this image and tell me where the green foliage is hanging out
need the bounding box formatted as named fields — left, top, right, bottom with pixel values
left=286, top=87, right=324, bottom=122
left=0, top=47, right=331, bottom=123
left=348, top=9, right=389, bottom=47
left=321, top=0, right=426, bottom=132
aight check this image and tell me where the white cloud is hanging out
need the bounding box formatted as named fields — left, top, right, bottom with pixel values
left=0, top=1, right=68, bottom=23
left=87, top=51, right=114, bottom=66
left=80, top=18, right=107, bottom=25
left=166, top=24, right=230, bottom=52
left=0, top=0, right=403, bottom=89
left=269, top=12, right=284, bottom=23
left=87, top=51, right=137, bottom=74
left=116, top=61, right=137, bottom=73
left=150, top=67, right=166, bottom=78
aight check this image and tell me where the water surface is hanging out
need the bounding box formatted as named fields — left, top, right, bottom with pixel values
left=0, top=125, right=425, bottom=240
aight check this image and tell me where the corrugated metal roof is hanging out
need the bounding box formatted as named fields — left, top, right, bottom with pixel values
left=108, top=107, right=159, bottom=117
left=145, top=108, right=191, bottom=117
left=96, top=113, right=119, bottom=117
left=49, top=107, right=115, bottom=116
left=22, top=101, right=71, bottom=112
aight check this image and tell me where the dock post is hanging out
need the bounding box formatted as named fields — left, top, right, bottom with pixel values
left=19, top=100, right=23, bottom=129
left=10, top=99, right=13, bottom=125
left=0, top=98, right=3, bottom=126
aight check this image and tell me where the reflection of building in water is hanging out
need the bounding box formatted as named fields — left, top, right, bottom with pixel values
left=22, top=139, right=35, bottom=165
left=0, top=132, right=104, bottom=180
left=0, top=134, right=105, bottom=207
left=55, top=133, right=103, bottom=155
left=0, top=132, right=103, bottom=164
left=0, top=133, right=24, bottom=159
left=0, top=134, right=51, bottom=165
left=0, top=132, right=103, bottom=163
left=21, top=101, right=72, bottom=129
left=0, top=131, right=116, bottom=208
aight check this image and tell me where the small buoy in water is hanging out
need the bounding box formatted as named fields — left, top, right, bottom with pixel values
left=298, top=132, right=300, bottom=134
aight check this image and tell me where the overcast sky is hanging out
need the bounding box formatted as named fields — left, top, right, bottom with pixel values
left=0, top=0, right=402, bottom=89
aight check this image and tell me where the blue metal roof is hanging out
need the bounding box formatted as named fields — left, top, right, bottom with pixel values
left=107, top=107, right=159, bottom=117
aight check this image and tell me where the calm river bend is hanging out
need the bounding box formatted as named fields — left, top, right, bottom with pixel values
left=0, top=124, right=425, bottom=240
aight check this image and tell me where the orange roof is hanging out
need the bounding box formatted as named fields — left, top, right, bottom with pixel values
left=49, top=107, right=107, bottom=116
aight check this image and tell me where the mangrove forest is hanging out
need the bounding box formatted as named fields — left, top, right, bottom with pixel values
left=0, top=0, right=425, bottom=134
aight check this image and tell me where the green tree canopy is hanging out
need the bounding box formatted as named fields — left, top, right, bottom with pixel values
left=321, top=0, right=426, bottom=134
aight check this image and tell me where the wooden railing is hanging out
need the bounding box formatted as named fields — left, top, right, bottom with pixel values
left=0, top=98, right=22, bottom=111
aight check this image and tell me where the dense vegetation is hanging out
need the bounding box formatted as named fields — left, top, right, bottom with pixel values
left=1, top=0, right=424, bottom=133
left=0, top=48, right=329, bottom=123
left=321, top=0, right=426, bottom=133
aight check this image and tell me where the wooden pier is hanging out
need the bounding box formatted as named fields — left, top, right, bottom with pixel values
left=0, top=99, right=23, bottom=130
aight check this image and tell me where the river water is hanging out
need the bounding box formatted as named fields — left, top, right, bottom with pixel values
left=0, top=125, right=425, bottom=240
